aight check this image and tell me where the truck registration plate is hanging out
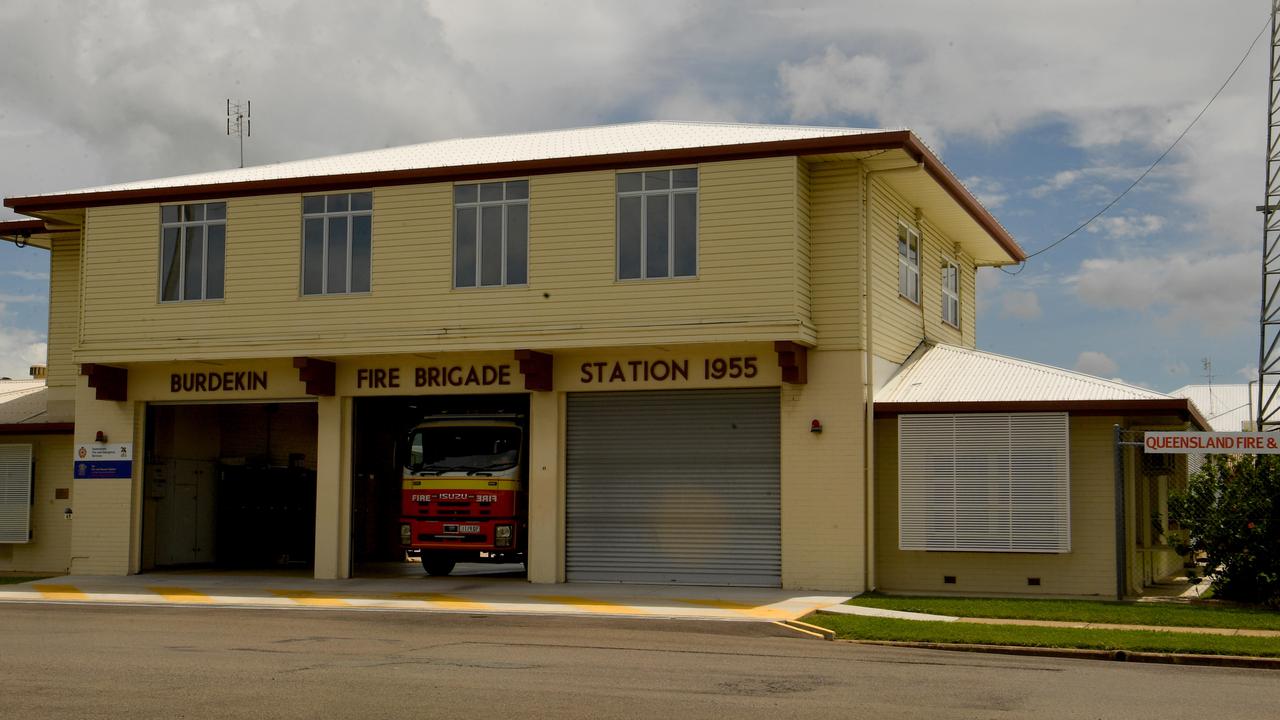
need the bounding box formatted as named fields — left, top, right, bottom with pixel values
left=457, top=525, right=481, bottom=533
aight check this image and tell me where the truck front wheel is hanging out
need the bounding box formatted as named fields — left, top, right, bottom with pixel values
left=422, top=555, right=456, bottom=577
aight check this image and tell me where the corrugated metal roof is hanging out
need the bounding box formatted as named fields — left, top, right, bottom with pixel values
left=1169, top=384, right=1259, bottom=432
left=28, top=121, right=888, bottom=198
left=0, top=379, right=50, bottom=424
left=878, top=343, right=1171, bottom=403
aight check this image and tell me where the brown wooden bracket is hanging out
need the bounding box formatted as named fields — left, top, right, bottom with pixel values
left=80, top=363, right=128, bottom=401
left=293, top=357, right=336, bottom=396
left=774, top=341, right=809, bottom=385
left=514, top=350, right=553, bottom=391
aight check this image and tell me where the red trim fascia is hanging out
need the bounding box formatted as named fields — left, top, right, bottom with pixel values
left=874, top=399, right=1208, bottom=429
left=0, top=219, right=46, bottom=234
left=0, top=422, right=74, bottom=435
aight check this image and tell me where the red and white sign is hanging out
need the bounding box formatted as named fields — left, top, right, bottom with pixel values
left=1143, top=431, right=1280, bottom=454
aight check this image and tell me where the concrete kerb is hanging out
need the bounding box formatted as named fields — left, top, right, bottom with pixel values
left=0, top=573, right=851, bottom=623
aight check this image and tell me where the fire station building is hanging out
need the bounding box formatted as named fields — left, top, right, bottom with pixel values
left=0, top=122, right=1204, bottom=595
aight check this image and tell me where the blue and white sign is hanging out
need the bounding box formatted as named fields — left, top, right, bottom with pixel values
left=74, top=442, right=133, bottom=479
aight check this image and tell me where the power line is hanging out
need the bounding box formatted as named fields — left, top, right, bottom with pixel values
left=1001, top=13, right=1271, bottom=275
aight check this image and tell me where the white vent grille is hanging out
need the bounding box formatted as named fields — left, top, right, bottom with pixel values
left=0, top=444, right=33, bottom=543
left=899, top=413, right=1070, bottom=553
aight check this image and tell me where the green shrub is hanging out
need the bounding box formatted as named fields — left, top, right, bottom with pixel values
left=1169, top=455, right=1280, bottom=607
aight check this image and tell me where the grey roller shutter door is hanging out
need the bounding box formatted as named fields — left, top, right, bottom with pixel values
left=566, top=388, right=780, bottom=586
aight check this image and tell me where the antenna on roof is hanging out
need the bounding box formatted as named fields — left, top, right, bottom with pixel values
left=226, top=99, right=251, bottom=168
left=1202, top=357, right=1215, bottom=416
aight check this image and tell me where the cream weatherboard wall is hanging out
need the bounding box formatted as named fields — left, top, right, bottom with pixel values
left=75, top=156, right=810, bottom=364
left=867, top=178, right=977, bottom=365
left=874, top=416, right=1120, bottom=597
left=0, top=433, right=73, bottom=574
left=807, top=161, right=863, bottom=350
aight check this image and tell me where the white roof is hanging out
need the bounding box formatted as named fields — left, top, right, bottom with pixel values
left=29, top=121, right=888, bottom=198
left=1169, top=384, right=1258, bottom=432
left=878, top=343, right=1171, bottom=404
left=0, top=379, right=50, bottom=425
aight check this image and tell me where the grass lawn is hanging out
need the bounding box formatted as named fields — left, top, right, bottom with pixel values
left=846, top=593, right=1280, bottom=631
left=807, top=614, right=1280, bottom=658
left=0, top=576, right=52, bottom=585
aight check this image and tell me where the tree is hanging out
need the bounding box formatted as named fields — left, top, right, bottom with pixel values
left=1169, top=455, right=1280, bottom=607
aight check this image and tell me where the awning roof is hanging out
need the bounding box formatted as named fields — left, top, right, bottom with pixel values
left=876, top=343, right=1207, bottom=428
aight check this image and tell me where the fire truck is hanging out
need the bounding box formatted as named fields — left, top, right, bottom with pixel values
left=399, top=414, right=527, bottom=576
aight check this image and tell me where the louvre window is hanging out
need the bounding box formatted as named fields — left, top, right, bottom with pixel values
left=898, top=413, right=1071, bottom=553
left=0, top=444, right=33, bottom=543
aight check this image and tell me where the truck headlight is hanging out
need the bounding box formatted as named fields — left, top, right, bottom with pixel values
left=495, top=524, right=513, bottom=547
left=400, top=523, right=412, bottom=545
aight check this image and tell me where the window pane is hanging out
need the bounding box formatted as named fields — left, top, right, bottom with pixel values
left=183, top=204, right=204, bottom=222
left=206, top=202, right=226, bottom=221
left=326, top=216, right=348, bottom=293
left=644, top=171, right=670, bottom=191
left=302, top=196, right=325, bottom=215
left=454, top=184, right=477, bottom=204
left=327, top=194, right=349, bottom=213
left=183, top=225, right=204, bottom=300
left=480, top=183, right=503, bottom=202
left=206, top=224, right=225, bottom=299
left=479, top=205, right=503, bottom=286
left=161, top=227, right=181, bottom=301
left=898, top=229, right=908, bottom=258
left=673, top=192, right=696, bottom=277
left=617, top=172, right=642, bottom=193
left=454, top=207, right=477, bottom=287
left=350, top=192, right=372, bottom=212
left=161, top=206, right=180, bottom=224
left=618, top=196, right=641, bottom=279
left=505, top=180, right=528, bottom=200
left=350, top=215, right=371, bottom=293
left=303, top=218, right=325, bottom=295
left=506, top=203, right=528, bottom=285
left=899, top=262, right=909, bottom=297
left=672, top=168, right=697, bottom=189
left=645, top=194, right=669, bottom=278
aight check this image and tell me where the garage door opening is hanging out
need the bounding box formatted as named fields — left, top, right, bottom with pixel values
left=351, top=394, right=529, bottom=579
left=141, top=402, right=318, bottom=572
left=566, top=388, right=781, bottom=587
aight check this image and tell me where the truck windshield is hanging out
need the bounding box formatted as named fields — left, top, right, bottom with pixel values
left=407, top=426, right=521, bottom=473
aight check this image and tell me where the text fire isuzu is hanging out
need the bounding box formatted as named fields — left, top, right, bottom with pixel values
left=399, top=414, right=527, bottom=575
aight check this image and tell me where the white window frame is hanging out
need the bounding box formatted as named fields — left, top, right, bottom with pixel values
left=0, top=443, right=33, bottom=543
left=453, top=180, right=529, bottom=288
left=616, top=168, right=698, bottom=280
left=301, top=192, right=373, bottom=296
left=941, top=259, right=960, bottom=328
left=898, top=221, right=920, bottom=304
left=898, top=413, right=1071, bottom=553
left=159, top=202, right=226, bottom=303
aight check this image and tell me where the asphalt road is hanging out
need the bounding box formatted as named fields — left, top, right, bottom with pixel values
left=2, top=603, right=1277, bottom=719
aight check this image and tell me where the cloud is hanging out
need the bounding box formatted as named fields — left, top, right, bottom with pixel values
left=1030, top=170, right=1082, bottom=198
left=0, top=303, right=47, bottom=379
left=1085, top=214, right=1165, bottom=240
left=1072, top=251, right=1255, bottom=335
left=962, top=176, right=1008, bottom=209
left=1075, top=350, right=1119, bottom=377
left=1, top=270, right=48, bottom=281
left=999, top=289, right=1042, bottom=320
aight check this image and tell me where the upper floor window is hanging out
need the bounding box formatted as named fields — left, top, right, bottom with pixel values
left=941, top=260, right=959, bottom=328
left=454, top=180, right=528, bottom=288
left=302, top=192, right=372, bottom=295
left=898, top=222, right=920, bottom=304
left=160, top=202, right=226, bottom=302
left=617, top=168, right=697, bottom=280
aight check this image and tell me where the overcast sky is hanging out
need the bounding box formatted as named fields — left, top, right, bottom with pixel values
left=0, top=1, right=1267, bottom=392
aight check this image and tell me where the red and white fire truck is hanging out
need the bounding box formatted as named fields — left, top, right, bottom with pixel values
left=399, top=414, right=527, bottom=576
